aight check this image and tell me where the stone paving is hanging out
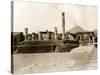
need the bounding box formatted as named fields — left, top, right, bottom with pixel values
left=13, top=45, right=97, bottom=74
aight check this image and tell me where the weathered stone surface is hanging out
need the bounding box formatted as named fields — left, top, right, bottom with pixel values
left=13, top=45, right=97, bottom=74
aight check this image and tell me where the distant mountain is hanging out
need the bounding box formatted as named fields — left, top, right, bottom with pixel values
left=67, top=25, right=85, bottom=33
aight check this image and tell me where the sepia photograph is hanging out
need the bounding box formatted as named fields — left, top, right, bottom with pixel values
left=11, top=1, right=97, bottom=74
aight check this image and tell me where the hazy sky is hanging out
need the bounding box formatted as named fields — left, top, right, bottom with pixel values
left=13, top=1, right=97, bottom=33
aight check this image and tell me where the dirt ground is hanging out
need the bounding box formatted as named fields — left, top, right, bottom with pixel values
left=13, top=45, right=97, bottom=74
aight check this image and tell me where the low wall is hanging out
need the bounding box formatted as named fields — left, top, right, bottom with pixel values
left=13, top=40, right=79, bottom=53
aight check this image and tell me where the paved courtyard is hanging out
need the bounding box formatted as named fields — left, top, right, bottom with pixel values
left=13, top=45, right=97, bottom=74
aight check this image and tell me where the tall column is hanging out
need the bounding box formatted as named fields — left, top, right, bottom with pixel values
left=54, top=27, right=58, bottom=40
left=80, top=35, right=82, bottom=44
left=32, top=33, right=35, bottom=41
left=88, top=36, right=91, bottom=44
left=25, top=28, right=28, bottom=40
left=62, top=12, right=65, bottom=40
left=38, top=32, right=42, bottom=40
left=93, top=36, right=95, bottom=45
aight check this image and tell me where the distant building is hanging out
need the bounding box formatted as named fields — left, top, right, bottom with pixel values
left=32, top=33, right=38, bottom=40
left=76, top=32, right=95, bottom=45
left=38, top=30, right=54, bottom=40
left=67, top=25, right=97, bottom=45
left=26, top=33, right=38, bottom=40
left=27, top=34, right=32, bottom=40
left=57, top=33, right=62, bottom=40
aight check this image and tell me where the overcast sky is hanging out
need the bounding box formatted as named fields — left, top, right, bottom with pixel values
left=13, top=1, right=97, bottom=33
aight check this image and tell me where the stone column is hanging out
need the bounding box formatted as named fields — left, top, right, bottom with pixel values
left=32, top=33, right=35, bottom=41
left=93, top=36, right=95, bottom=44
left=38, top=32, right=42, bottom=40
left=54, top=27, right=58, bottom=40
left=62, top=12, right=65, bottom=40
left=25, top=28, right=28, bottom=40
left=80, top=35, right=82, bottom=44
